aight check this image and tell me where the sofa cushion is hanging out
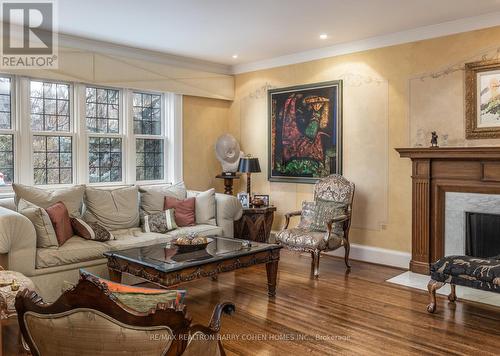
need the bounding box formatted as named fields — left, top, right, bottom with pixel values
left=45, top=202, right=74, bottom=246
left=84, top=186, right=140, bottom=230
left=139, top=182, right=186, bottom=215
left=142, top=209, right=177, bottom=233
left=164, top=196, right=195, bottom=227
left=71, top=218, right=114, bottom=242
left=13, top=183, right=85, bottom=217
left=36, top=236, right=110, bottom=269
left=188, top=189, right=216, bottom=226
left=18, top=198, right=58, bottom=248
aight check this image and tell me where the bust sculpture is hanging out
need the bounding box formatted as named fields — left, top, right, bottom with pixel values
left=215, top=134, right=244, bottom=174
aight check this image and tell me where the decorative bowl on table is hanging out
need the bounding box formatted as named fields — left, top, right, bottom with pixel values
left=172, top=234, right=213, bottom=253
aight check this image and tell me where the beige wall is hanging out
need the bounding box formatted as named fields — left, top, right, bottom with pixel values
left=225, top=26, right=500, bottom=253
left=183, top=96, right=230, bottom=192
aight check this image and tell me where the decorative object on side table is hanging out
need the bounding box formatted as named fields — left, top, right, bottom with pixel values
left=253, top=194, right=269, bottom=207
left=268, top=81, right=343, bottom=184
left=215, top=134, right=244, bottom=195
left=465, top=58, right=500, bottom=139
left=1, top=266, right=35, bottom=354
left=234, top=205, right=277, bottom=243
left=237, top=155, right=261, bottom=196
left=237, top=192, right=250, bottom=208
left=430, top=131, right=439, bottom=147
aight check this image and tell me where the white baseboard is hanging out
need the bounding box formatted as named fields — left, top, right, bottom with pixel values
left=325, top=243, right=410, bottom=269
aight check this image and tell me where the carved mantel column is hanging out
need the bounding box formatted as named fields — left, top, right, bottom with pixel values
left=397, top=147, right=500, bottom=274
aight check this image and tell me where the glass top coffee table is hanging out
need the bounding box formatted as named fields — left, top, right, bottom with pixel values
left=104, top=237, right=282, bottom=297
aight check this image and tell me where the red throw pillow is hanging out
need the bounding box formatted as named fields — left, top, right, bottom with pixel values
left=164, top=196, right=195, bottom=227
left=45, top=201, right=74, bottom=246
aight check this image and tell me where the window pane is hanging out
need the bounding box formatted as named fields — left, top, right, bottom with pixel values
left=0, top=134, right=13, bottom=185
left=30, top=81, right=70, bottom=132
left=33, top=135, right=72, bottom=185
left=133, top=92, right=161, bottom=135
left=136, top=139, right=163, bottom=181
left=0, top=77, right=11, bottom=129
left=86, top=87, right=120, bottom=133
left=88, top=137, right=122, bottom=183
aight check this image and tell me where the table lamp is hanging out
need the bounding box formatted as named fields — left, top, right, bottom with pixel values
left=237, top=155, right=261, bottom=196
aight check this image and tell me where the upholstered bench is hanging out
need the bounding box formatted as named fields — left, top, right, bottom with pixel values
left=426, top=255, right=500, bottom=313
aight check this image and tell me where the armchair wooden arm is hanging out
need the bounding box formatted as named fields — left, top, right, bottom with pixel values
left=208, top=302, right=235, bottom=333
left=283, top=210, right=301, bottom=229
left=326, top=213, right=352, bottom=236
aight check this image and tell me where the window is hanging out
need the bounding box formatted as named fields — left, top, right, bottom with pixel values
left=0, top=77, right=13, bottom=185
left=133, top=92, right=165, bottom=181
left=86, top=87, right=119, bottom=133
left=33, top=136, right=72, bottom=185
left=86, top=87, right=122, bottom=183
left=0, top=75, right=179, bottom=189
left=133, top=92, right=161, bottom=134
left=88, top=137, right=122, bottom=183
left=30, top=80, right=73, bottom=185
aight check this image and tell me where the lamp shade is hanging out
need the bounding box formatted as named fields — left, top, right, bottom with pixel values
left=237, top=157, right=261, bottom=173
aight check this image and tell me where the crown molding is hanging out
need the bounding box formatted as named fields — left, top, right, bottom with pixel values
left=232, top=12, right=500, bottom=74
left=57, top=33, right=233, bottom=76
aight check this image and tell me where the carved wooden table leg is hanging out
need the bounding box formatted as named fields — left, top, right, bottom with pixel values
left=108, top=268, right=122, bottom=283
left=448, top=284, right=457, bottom=302
left=427, top=279, right=444, bottom=313
left=266, top=260, right=278, bottom=297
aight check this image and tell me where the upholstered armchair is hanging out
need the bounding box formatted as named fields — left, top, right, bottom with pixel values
left=15, top=271, right=235, bottom=356
left=276, top=174, right=355, bottom=278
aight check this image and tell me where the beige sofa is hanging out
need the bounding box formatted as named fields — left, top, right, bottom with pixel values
left=0, top=187, right=243, bottom=301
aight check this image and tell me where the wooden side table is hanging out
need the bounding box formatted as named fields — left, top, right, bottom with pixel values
left=234, top=206, right=277, bottom=243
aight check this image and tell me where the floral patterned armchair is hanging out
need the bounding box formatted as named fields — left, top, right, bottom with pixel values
left=276, top=174, right=355, bottom=278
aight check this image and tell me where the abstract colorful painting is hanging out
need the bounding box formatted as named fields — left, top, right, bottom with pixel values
left=268, top=81, right=342, bottom=183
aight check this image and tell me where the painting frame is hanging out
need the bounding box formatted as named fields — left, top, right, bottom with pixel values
left=465, top=59, right=500, bottom=139
left=268, top=80, right=343, bottom=184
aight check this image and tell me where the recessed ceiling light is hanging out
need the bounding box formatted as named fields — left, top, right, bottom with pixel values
left=232, top=54, right=238, bottom=59
left=319, top=33, right=328, bottom=40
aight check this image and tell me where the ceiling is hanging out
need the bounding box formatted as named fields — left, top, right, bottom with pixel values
left=44, top=0, right=500, bottom=70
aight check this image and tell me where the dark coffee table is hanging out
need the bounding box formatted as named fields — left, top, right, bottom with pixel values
left=104, top=237, right=282, bottom=297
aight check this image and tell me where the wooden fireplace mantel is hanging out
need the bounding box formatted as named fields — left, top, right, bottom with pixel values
left=396, top=146, right=500, bottom=274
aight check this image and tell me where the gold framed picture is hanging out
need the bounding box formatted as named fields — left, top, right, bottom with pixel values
left=466, top=59, right=500, bottom=139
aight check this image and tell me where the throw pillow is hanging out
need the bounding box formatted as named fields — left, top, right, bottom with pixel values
left=45, top=201, right=74, bottom=246
left=71, top=218, right=114, bottom=242
left=83, top=186, right=140, bottom=230
left=164, top=196, right=195, bottom=227
left=187, top=188, right=216, bottom=226
left=142, top=209, right=177, bottom=233
left=297, top=201, right=316, bottom=229
left=13, top=183, right=85, bottom=217
left=17, top=198, right=58, bottom=248
left=139, top=182, right=187, bottom=215
left=310, top=200, right=348, bottom=234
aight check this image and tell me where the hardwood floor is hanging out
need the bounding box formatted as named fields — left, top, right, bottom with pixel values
left=4, top=250, right=500, bottom=355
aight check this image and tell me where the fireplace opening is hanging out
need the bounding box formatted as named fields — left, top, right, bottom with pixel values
left=465, top=212, right=500, bottom=258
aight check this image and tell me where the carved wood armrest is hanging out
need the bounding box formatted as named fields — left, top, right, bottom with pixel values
left=284, top=211, right=302, bottom=229
left=326, top=213, right=351, bottom=234
left=208, top=302, right=235, bottom=333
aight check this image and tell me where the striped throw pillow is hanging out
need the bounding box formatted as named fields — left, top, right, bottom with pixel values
left=143, top=209, right=177, bottom=233
left=71, top=218, right=114, bottom=241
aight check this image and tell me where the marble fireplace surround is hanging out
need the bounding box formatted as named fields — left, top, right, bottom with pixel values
left=445, top=192, right=500, bottom=256
left=397, top=147, right=500, bottom=274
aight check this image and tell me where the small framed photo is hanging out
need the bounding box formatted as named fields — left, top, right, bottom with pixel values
left=237, top=192, right=250, bottom=208
left=253, top=194, right=270, bottom=206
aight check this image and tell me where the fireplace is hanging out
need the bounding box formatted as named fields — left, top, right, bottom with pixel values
left=397, top=147, right=500, bottom=274
left=466, top=212, right=500, bottom=258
